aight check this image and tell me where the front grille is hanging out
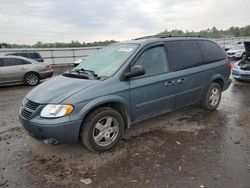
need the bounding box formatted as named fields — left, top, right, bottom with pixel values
left=25, top=100, right=39, bottom=110
left=227, top=52, right=235, bottom=55
left=21, top=108, right=32, bottom=119
left=21, top=99, right=40, bottom=119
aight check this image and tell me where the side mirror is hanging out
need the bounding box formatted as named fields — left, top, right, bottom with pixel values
left=124, top=65, right=145, bottom=79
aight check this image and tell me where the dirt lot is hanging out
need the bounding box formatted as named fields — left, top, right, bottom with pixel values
left=0, top=66, right=250, bottom=188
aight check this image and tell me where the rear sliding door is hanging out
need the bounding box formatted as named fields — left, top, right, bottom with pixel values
left=165, top=40, right=207, bottom=109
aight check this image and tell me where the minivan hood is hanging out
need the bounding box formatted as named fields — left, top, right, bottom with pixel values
left=26, top=75, right=99, bottom=104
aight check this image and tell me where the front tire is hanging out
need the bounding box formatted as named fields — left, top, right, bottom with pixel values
left=24, top=72, right=40, bottom=86
left=202, top=82, right=222, bottom=111
left=81, top=107, right=124, bottom=152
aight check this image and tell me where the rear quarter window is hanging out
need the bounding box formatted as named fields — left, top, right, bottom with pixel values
left=197, top=40, right=226, bottom=63
left=165, top=40, right=203, bottom=71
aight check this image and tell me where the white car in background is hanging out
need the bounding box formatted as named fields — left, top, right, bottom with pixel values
left=226, top=44, right=246, bottom=59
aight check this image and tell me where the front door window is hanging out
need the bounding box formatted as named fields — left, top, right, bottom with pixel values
left=135, top=46, right=169, bottom=76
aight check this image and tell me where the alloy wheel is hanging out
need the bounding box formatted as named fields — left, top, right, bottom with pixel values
left=93, top=116, right=119, bottom=147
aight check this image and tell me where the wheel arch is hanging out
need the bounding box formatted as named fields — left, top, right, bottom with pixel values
left=79, top=96, right=132, bottom=133
left=210, top=74, right=225, bottom=90
left=23, top=71, right=40, bottom=81
left=200, top=74, right=225, bottom=102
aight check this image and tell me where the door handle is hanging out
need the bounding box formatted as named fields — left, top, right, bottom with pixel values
left=177, top=78, right=186, bottom=84
left=165, top=81, right=175, bottom=87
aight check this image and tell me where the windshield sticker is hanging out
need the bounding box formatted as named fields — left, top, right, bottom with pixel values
left=118, top=48, right=133, bottom=52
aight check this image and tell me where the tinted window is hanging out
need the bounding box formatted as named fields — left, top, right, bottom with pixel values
left=135, top=46, right=169, bottom=76
left=21, top=53, right=29, bottom=58
left=165, top=40, right=203, bottom=71
left=198, top=40, right=226, bottom=63
left=3, top=58, right=27, bottom=66
left=29, top=53, right=41, bottom=59
left=12, top=53, right=29, bottom=58
left=0, top=59, right=3, bottom=67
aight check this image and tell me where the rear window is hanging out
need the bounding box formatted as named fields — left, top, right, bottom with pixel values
left=197, top=40, right=226, bottom=63
left=165, top=40, right=203, bottom=71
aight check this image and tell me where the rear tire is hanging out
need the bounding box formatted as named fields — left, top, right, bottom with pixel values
left=202, top=82, right=222, bottom=111
left=24, top=72, right=40, bottom=86
left=81, top=107, right=124, bottom=152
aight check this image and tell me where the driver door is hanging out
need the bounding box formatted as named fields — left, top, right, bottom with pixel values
left=129, top=44, right=177, bottom=122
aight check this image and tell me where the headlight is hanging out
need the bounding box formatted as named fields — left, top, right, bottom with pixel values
left=40, top=104, right=74, bottom=118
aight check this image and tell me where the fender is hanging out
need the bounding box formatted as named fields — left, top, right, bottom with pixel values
left=209, top=74, right=225, bottom=87
left=200, top=73, right=225, bottom=100
left=79, top=94, right=131, bottom=125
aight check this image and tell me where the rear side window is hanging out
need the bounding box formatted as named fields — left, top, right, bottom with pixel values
left=197, top=40, right=226, bottom=63
left=165, top=40, right=203, bottom=71
left=0, top=59, right=3, bottom=67
left=2, top=58, right=27, bottom=66
left=29, top=53, right=41, bottom=59
left=21, top=53, right=29, bottom=58
left=13, top=53, right=29, bottom=58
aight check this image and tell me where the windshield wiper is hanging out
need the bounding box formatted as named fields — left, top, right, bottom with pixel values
left=71, top=68, right=100, bottom=79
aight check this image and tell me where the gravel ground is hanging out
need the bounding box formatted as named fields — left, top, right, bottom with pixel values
left=0, top=65, right=250, bottom=188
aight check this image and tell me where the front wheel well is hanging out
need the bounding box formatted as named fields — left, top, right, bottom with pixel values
left=82, top=102, right=130, bottom=130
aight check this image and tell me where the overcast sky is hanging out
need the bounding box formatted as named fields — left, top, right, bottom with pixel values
left=0, top=0, right=250, bottom=44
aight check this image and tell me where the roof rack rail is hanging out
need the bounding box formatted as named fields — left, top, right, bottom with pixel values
left=134, top=34, right=202, bottom=40
left=133, top=35, right=158, bottom=40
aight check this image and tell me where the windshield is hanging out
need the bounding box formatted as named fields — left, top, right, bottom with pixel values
left=74, top=43, right=139, bottom=77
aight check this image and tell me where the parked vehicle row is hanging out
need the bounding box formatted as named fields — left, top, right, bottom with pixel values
left=19, top=36, right=232, bottom=152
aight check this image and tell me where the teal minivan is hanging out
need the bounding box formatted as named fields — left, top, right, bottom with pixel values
left=19, top=36, right=231, bottom=152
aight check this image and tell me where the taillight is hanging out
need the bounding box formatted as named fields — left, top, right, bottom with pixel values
left=44, top=63, right=52, bottom=70
left=227, top=62, right=232, bottom=71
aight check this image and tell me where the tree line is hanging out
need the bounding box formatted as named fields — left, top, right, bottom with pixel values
left=0, top=40, right=117, bottom=49
left=158, top=25, right=250, bottom=38
left=1, top=25, right=250, bottom=48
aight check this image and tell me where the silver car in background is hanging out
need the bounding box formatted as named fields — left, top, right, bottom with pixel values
left=0, top=56, right=53, bottom=86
